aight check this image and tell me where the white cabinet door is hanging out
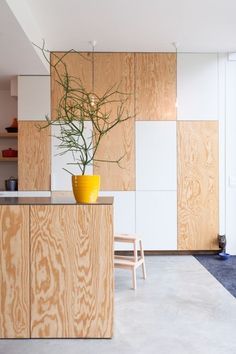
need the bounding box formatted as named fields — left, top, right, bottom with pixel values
left=177, top=53, right=218, bottom=120
left=51, top=122, right=93, bottom=190
left=136, top=191, right=177, bottom=250
left=136, top=121, right=177, bottom=191
left=18, top=76, right=50, bottom=120
left=99, top=191, right=136, bottom=250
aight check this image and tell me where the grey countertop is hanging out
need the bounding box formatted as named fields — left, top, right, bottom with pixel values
left=0, top=196, right=114, bottom=205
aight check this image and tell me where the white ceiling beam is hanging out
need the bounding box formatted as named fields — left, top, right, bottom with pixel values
left=5, top=0, right=49, bottom=73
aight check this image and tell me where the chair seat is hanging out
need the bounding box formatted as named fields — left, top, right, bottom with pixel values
left=114, top=256, right=144, bottom=268
left=114, top=234, right=141, bottom=243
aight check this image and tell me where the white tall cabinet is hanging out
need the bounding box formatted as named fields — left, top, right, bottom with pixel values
left=136, top=121, right=177, bottom=250
left=177, top=53, right=218, bottom=120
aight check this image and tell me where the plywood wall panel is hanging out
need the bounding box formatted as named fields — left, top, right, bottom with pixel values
left=93, top=53, right=135, bottom=190
left=177, top=121, right=219, bottom=250
left=30, top=204, right=113, bottom=338
left=135, top=53, right=176, bottom=120
left=18, top=121, right=51, bottom=191
left=50, top=52, right=92, bottom=119
left=0, top=205, right=30, bottom=338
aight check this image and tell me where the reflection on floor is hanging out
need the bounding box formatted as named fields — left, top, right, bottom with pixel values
left=1, top=256, right=236, bottom=354
left=195, top=255, right=236, bottom=297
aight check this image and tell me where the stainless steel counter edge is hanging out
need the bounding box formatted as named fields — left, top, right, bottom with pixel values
left=0, top=196, right=114, bottom=205
left=0, top=191, right=51, bottom=197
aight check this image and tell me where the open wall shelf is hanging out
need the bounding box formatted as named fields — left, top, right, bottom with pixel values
left=0, top=157, right=18, bottom=162
left=0, top=133, right=18, bottom=138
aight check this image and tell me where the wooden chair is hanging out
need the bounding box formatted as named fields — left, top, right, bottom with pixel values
left=114, top=234, right=146, bottom=289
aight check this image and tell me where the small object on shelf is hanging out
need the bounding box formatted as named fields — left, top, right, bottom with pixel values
left=10, top=118, right=18, bottom=128
left=2, top=148, right=18, bottom=158
left=5, top=117, right=18, bottom=133
left=5, top=127, right=18, bottom=133
left=5, top=176, right=18, bottom=191
left=218, top=252, right=230, bottom=260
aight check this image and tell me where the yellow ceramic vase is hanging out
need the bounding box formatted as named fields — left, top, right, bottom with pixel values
left=72, top=175, right=100, bottom=203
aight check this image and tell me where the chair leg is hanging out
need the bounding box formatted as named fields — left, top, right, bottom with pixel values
left=132, top=240, right=138, bottom=289
left=134, top=239, right=138, bottom=263
left=132, top=267, right=136, bottom=290
left=139, top=240, right=146, bottom=279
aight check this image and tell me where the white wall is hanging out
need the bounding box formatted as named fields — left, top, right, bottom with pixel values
left=18, top=76, right=50, bottom=120
left=0, top=90, right=17, bottom=131
left=226, top=57, right=236, bottom=254
left=218, top=54, right=227, bottom=237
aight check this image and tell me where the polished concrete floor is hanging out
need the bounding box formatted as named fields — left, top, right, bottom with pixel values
left=1, top=256, right=236, bottom=354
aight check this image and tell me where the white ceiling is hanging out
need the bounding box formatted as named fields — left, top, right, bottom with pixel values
left=1, top=0, right=236, bottom=78
left=0, top=0, right=47, bottom=76
left=26, top=0, right=236, bottom=52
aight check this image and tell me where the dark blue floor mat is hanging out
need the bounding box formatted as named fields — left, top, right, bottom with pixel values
left=195, top=255, right=236, bottom=298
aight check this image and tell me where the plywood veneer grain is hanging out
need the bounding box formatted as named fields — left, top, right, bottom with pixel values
left=135, top=53, right=176, bottom=120
left=18, top=121, right=51, bottom=191
left=0, top=206, right=30, bottom=338
left=93, top=53, right=135, bottom=190
left=177, top=121, right=219, bottom=250
left=51, top=52, right=92, bottom=119
left=30, top=204, right=113, bottom=338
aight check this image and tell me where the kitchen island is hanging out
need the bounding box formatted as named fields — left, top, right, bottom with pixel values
left=0, top=197, right=114, bottom=339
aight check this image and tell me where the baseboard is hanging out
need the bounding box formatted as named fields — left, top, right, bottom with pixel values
left=114, top=250, right=220, bottom=256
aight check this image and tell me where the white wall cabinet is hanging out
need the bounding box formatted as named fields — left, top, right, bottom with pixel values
left=177, top=53, right=218, bottom=120
left=99, top=191, right=135, bottom=235
left=18, top=76, right=50, bottom=120
left=51, top=122, right=93, bottom=191
left=99, top=191, right=135, bottom=250
left=136, top=191, right=177, bottom=250
left=136, top=121, right=177, bottom=191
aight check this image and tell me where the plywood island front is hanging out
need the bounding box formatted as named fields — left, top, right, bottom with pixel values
left=0, top=197, right=114, bottom=339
